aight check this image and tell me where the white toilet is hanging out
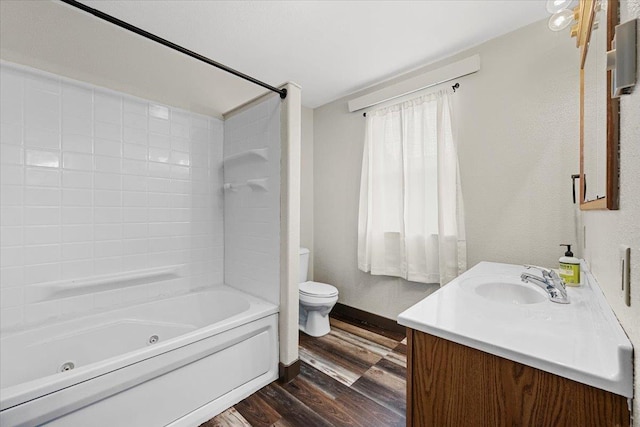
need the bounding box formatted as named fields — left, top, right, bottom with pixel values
left=299, top=248, right=339, bottom=337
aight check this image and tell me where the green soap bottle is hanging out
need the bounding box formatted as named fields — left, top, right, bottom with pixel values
left=559, top=244, right=580, bottom=286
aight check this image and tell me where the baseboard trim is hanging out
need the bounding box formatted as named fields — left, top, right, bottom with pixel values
left=332, top=303, right=405, bottom=335
left=278, top=359, right=300, bottom=383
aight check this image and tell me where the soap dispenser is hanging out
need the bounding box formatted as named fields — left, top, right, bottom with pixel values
left=559, top=244, right=580, bottom=286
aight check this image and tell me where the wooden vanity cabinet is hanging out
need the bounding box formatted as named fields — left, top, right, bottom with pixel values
left=406, top=328, right=630, bottom=427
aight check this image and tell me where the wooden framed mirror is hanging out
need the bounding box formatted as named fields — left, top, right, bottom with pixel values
left=579, top=0, right=619, bottom=210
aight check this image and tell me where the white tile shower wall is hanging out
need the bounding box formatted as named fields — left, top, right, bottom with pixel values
left=223, top=96, right=281, bottom=305
left=0, top=62, right=224, bottom=331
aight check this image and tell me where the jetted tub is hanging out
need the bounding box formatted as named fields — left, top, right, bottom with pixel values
left=0, top=286, right=279, bottom=427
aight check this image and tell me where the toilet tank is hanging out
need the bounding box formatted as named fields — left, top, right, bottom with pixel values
left=299, top=248, right=310, bottom=283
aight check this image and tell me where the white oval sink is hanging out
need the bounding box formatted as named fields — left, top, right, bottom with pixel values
left=474, top=282, right=547, bottom=305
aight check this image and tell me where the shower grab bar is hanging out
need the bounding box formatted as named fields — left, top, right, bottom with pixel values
left=27, top=265, right=182, bottom=303
left=223, top=148, right=268, bottom=163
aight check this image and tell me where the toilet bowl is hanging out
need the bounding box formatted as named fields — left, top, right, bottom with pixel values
left=299, top=248, right=339, bottom=337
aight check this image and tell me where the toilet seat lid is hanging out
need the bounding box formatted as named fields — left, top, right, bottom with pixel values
left=299, top=281, right=338, bottom=297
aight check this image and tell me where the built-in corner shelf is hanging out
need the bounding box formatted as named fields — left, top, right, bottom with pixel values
left=246, top=178, right=268, bottom=191
left=223, top=178, right=268, bottom=192
left=223, top=148, right=268, bottom=164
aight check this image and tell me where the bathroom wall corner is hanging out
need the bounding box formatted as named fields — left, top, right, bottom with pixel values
left=581, top=2, right=640, bottom=423
left=279, top=82, right=301, bottom=368
left=300, top=106, right=314, bottom=280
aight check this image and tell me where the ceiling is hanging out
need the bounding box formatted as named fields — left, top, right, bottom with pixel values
left=1, top=1, right=550, bottom=114
left=78, top=0, right=550, bottom=108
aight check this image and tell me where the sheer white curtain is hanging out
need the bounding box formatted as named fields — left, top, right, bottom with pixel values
left=357, top=90, right=466, bottom=286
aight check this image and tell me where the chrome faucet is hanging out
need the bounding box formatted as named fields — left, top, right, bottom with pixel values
left=521, top=265, right=570, bottom=304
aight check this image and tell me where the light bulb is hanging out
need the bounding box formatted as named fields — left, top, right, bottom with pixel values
left=548, top=9, right=575, bottom=31
left=546, top=0, right=573, bottom=14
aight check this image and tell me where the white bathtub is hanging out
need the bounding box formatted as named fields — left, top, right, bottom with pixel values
left=0, top=286, right=279, bottom=427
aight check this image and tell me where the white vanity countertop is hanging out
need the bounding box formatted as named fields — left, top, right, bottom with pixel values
left=397, top=261, right=633, bottom=398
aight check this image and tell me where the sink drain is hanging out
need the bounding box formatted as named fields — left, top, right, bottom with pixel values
left=148, top=335, right=159, bottom=345
left=59, top=362, right=75, bottom=372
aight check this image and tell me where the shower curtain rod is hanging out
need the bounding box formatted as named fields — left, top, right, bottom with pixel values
left=59, top=0, right=287, bottom=99
left=362, top=82, right=459, bottom=117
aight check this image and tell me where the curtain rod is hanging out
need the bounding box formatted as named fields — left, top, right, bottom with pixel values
left=363, top=82, right=459, bottom=117
left=58, top=0, right=287, bottom=100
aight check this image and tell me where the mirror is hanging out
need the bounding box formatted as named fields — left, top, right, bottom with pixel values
left=580, top=0, right=619, bottom=210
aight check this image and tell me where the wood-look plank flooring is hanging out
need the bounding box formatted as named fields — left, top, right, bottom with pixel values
left=200, top=315, right=406, bottom=427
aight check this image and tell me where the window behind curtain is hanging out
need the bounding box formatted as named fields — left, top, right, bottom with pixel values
left=358, top=90, right=466, bottom=285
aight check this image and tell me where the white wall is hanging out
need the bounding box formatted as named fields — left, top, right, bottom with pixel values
left=582, top=1, right=640, bottom=421
left=0, top=62, right=224, bottom=331
left=223, top=96, right=281, bottom=305
left=300, top=106, right=314, bottom=279
left=279, top=83, right=302, bottom=368
left=313, top=19, right=579, bottom=320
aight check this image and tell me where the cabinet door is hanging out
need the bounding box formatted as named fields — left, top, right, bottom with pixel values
left=407, top=329, right=629, bottom=427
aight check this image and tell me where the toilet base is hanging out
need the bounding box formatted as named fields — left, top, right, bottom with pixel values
left=299, top=311, right=331, bottom=337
